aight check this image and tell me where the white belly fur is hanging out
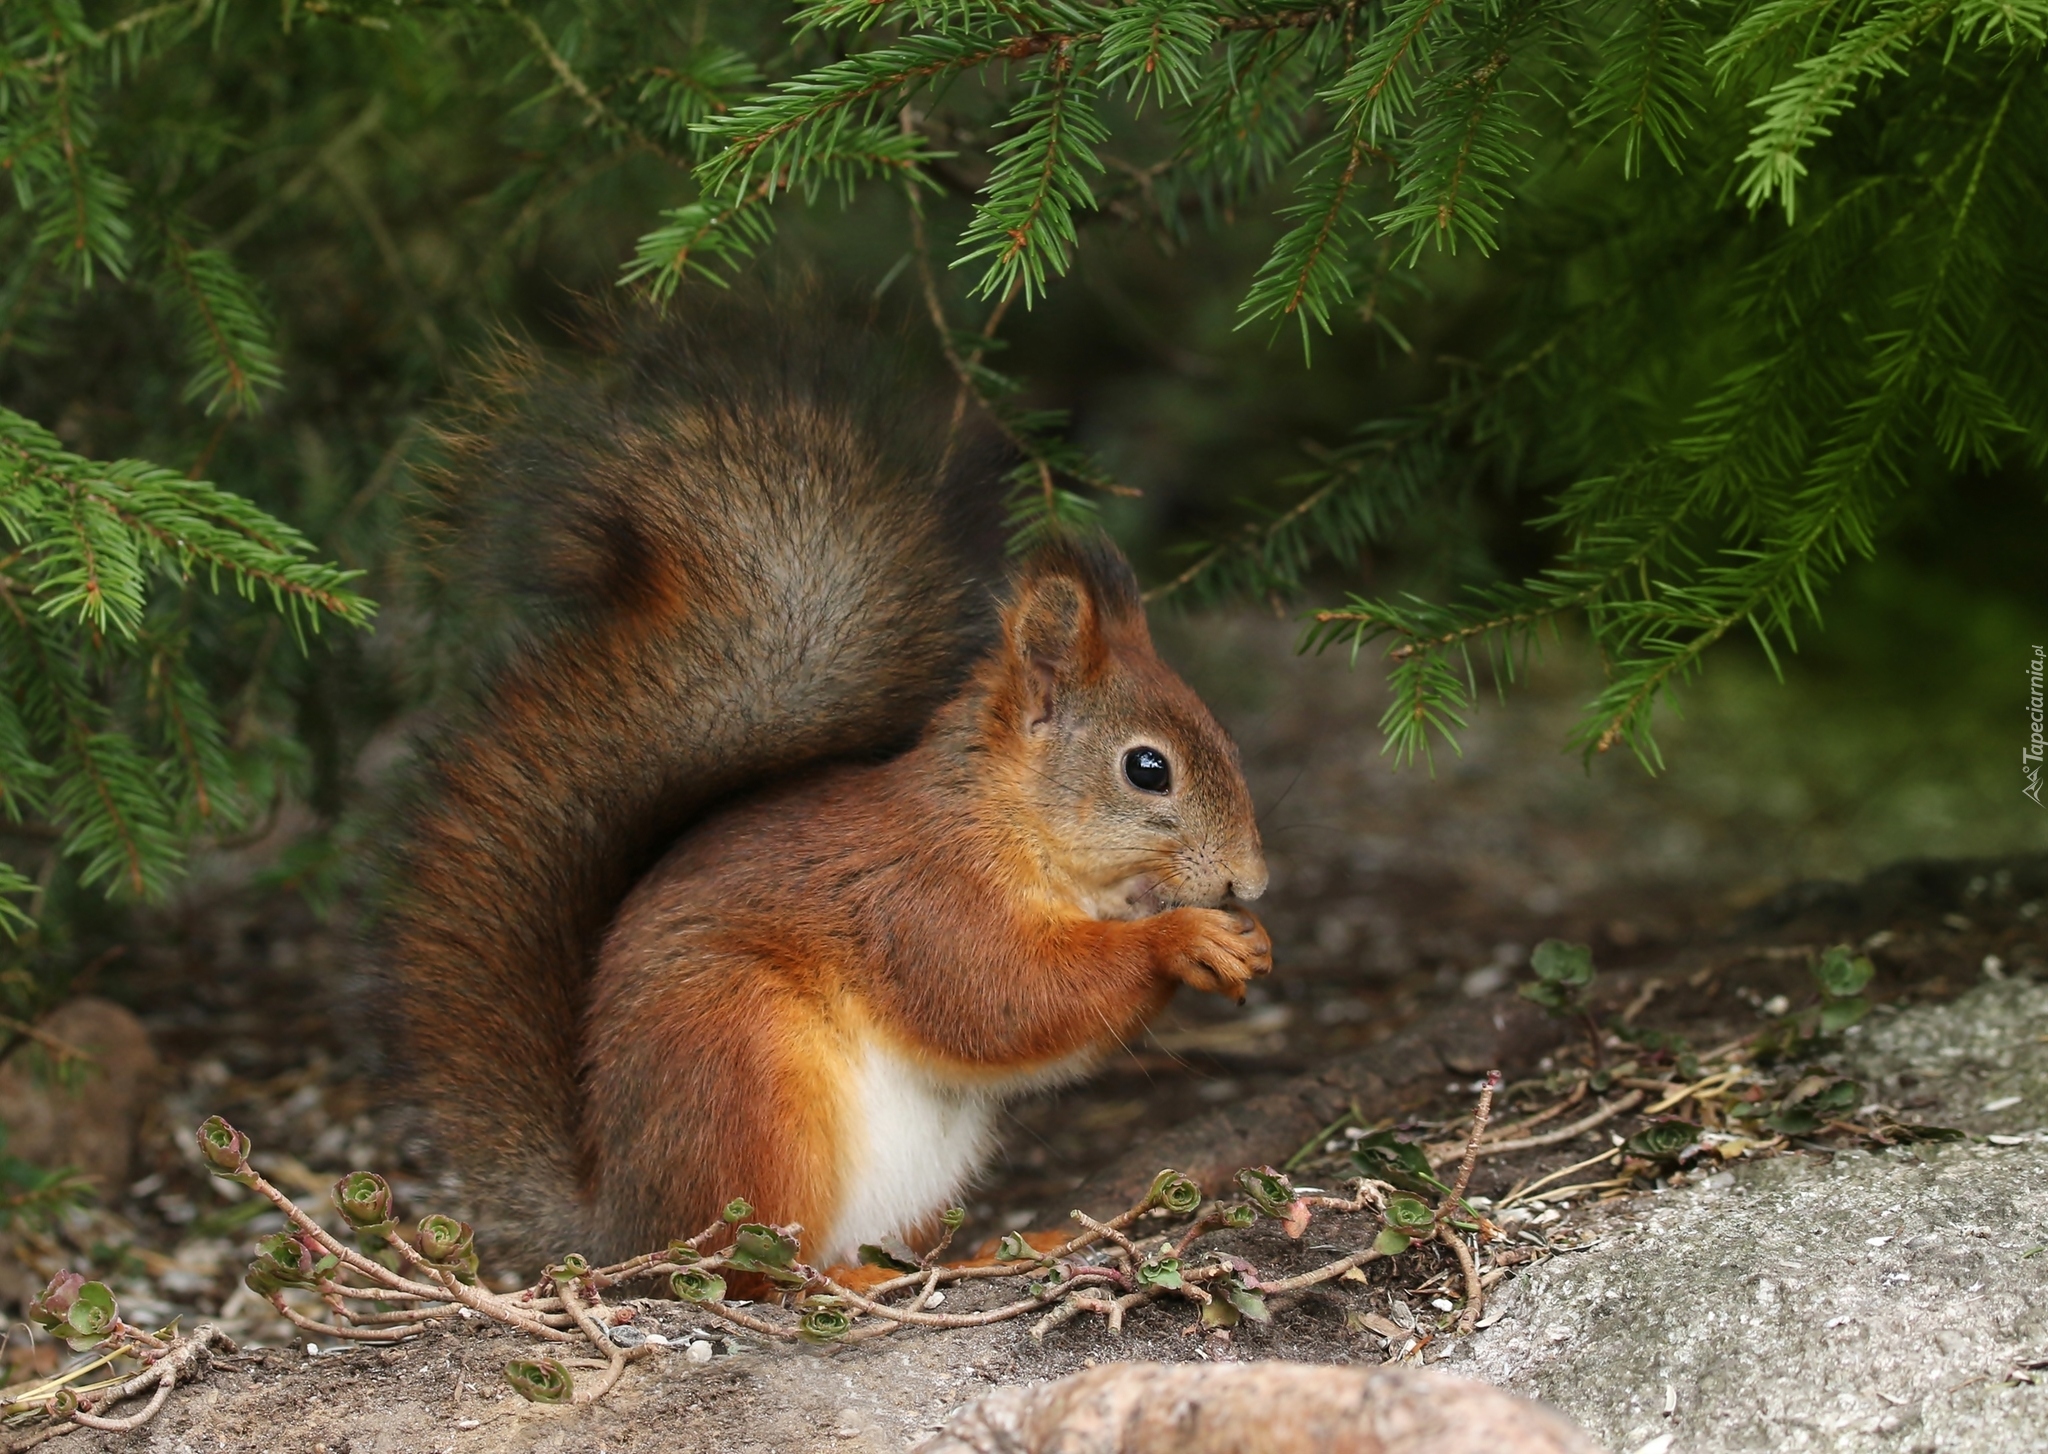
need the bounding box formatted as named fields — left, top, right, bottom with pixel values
left=824, top=1039, right=1096, bottom=1265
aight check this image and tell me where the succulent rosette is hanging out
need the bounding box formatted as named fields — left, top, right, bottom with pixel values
left=196, top=1116, right=259, bottom=1187
left=29, top=1272, right=121, bottom=1349
left=1233, top=1166, right=1295, bottom=1218
left=1146, top=1169, right=1203, bottom=1215
left=671, top=1268, right=727, bottom=1303
left=414, top=1215, right=480, bottom=1284
left=1374, top=1193, right=1437, bottom=1255
left=246, top=1231, right=339, bottom=1296
left=505, top=1358, right=573, bottom=1403
left=797, top=1300, right=852, bottom=1343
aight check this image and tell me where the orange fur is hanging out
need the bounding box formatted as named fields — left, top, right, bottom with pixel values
left=387, top=305, right=1267, bottom=1270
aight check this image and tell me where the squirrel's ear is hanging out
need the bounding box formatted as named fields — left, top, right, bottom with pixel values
left=1007, top=571, right=1105, bottom=731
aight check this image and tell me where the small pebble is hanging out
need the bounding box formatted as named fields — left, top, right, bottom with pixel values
left=1430, top=1298, right=1454, bottom=1312
left=686, top=1340, right=714, bottom=1364
left=927, top=1291, right=946, bottom=1307
left=608, top=1324, right=650, bottom=1348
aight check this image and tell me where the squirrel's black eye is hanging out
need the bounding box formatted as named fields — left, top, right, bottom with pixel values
left=1123, top=746, right=1171, bottom=794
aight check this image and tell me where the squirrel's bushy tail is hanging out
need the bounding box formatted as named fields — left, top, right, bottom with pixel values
left=386, top=300, right=1001, bottom=1268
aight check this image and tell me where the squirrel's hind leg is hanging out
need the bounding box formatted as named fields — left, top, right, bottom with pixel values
left=580, top=958, right=851, bottom=1263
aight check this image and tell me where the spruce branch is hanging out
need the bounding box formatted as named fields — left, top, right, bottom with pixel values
left=1169, top=23, right=1319, bottom=210
left=630, top=47, right=763, bottom=150
left=1100, top=0, right=1223, bottom=111
left=621, top=188, right=778, bottom=299
left=1374, top=29, right=1532, bottom=261
left=1727, top=0, right=1955, bottom=219
left=953, top=38, right=1110, bottom=302
left=1577, top=0, right=1708, bottom=177
left=1325, top=0, right=1455, bottom=140
left=158, top=226, right=284, bottom=417
left=693, top=30, right=1044, bottom=201
left=0, top=407, right=370, bottom=911
left=1237, top=110, right=1383, bottom=346
left=905, top=176, right=1130, bottom=547
left=1146, top=419, right=1438, bottom=604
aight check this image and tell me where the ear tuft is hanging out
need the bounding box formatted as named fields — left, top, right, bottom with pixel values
left=1013, top=573, right=1092, bottom=674
left=1001, top=533, right=1143, bottom=729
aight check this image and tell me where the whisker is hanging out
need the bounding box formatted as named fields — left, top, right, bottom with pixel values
left=1256, top=765, right=1307, bottom=830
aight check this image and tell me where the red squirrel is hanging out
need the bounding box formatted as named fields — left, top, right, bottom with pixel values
left=388, top=303, right=1271, bottom=1270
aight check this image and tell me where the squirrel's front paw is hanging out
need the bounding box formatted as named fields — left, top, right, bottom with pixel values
left=1159, top=906, right=1273, bottom=1003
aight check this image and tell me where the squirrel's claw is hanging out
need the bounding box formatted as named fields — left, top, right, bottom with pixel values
left=1160, top=905, right=1274, bottom=1002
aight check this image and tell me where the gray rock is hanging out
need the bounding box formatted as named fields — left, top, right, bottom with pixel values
left=1850, top=978, right=2048, bottom=1136
left=1453, top=979, right=2048, bottom=1453
left=0, top=996, right=157, bottom=1193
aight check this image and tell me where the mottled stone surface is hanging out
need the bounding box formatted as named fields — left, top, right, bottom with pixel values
left=1453, top=979, right=2048, bottom=1454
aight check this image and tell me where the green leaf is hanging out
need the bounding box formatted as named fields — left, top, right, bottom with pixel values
left=1348, top=1130, right=1446, bottom=1196
left=1028, top=1264, right=1068, bottom=1298
left=1374, top=1228, right=1414, bottom=1255
left=1819, top=996, right=1871, bottom=1033
left=1814, top=946, right=1876, bottom=999
left=1808, top=1078, right=1862, bottom=1115
left=415, top=1215, right=475, bottom=1266
left=333, top=1171, right=393, bottom=1231
left=1765, top=1105, right=1820, bottom=1136
left=61, top=1280, right=118, bottom=1346
left=1530, top=939, right=1595, bottom=987
left=856, top=1241, right=921, bottom=1273
left=195, top=1116, right=253, bottom=1179
left=728, top=1223, right=801, bottom=1275
left=1136, top=1254, right=1183, bottom=1289
left=1215, top=1272, right=1270, bottom=1322
left=27, top=1273, right=87, bottom=1335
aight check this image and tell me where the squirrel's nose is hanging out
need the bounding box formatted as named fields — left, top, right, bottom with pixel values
left=1228, top=856, right=1269, bottom=902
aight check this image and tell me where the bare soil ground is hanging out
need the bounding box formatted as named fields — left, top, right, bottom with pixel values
left=5, top=620, right=2045, bottom=1450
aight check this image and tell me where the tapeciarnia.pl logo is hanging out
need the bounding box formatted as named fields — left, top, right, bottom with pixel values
left=2028, top=645, right=2045, bottom=807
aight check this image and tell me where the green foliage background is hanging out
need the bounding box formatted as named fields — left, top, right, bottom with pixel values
left=2, top=0, right=2044, bottom=1013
